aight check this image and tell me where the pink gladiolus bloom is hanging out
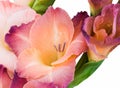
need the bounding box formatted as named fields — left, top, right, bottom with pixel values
left=6, top=7, right=87, bottom=87
left=0, top=1, right=36, bottom=87
left=82, top=4, right=120, bottom=61
left=0, top=1, right=36, bottom=74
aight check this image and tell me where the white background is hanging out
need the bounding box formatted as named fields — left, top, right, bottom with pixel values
left=10, top=0, right=120, bottom=88
left=54, top=0, right=120, bottom=88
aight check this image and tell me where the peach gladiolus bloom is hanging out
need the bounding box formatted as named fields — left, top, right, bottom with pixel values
left=82, top=4, right=120, bottom=61
left=6, top=7, right=87, bottom=87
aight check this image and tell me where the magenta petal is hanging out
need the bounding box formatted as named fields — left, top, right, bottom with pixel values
left=10, top=72, right=27, bottom=88
left=5, top=22, right=34, bottom=56
left=106, top=37, right=120, bottom=46
left=0, top=65, right=11, bottom=88
left=72, top=11, right=89, bottom=27
left=72, top=11, right=89, bottom=38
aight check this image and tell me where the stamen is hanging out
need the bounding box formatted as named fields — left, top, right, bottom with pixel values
left=54, top=42, right=66, bottom=52
left=62, top=42, right=66, bottom=52
left=54, top=45, right=58, bottom=51
left=58, top=44, right=61, bottom=52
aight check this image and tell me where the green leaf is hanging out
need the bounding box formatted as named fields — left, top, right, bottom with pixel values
left=29, top=0, right=55, bottom=14
left=68, top=53, right=103, bottom=88
left=75, top=53, right=88, bottom=72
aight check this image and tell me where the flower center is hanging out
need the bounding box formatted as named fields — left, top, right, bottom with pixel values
left=105, top=24, right=112, bottom=35
left=54, top=42, right=66, bottom=59
left=40, top=42, right=66, bottom=66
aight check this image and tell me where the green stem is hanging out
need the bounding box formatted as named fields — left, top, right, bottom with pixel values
left=68, top=52, right=104, bottom=88
left=75, top=53, right=88, bottom=73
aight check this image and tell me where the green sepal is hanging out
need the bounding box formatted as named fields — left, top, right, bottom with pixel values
left=90, top=7, right=101, bottom=16
left=29, top=0, right=55, bottom=14
left=68, top=53, right=104, bottom=88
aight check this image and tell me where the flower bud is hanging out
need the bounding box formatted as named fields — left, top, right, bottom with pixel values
left=82, top=4, right=120, bottom=61
left=88, top=0, right=112, bottom=16
left=14, top=0, right=55, bottom=14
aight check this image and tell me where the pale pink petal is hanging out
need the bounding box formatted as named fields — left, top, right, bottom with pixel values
left=52, top=12, right=88, bottom=64
left=0, top=0, right=9, bottom=1
left=0, top=45, right=16, bottom=72
left=52, top=59, right=75, bottom=87
left=14, top=0, right=33, bottom=6
left=10, top=72, right=27, bottom=88
left=39, top=59, right=75, bottom=88
left=30, top=7, right=74, bottom=58
left=66, top=34, right=87, bottom=56
left=16, top=48, right=52, bottom=80
left=5, top=21, right=34, bottom=56
left=0, top=1, right=36, bottom=72
left=16, top=48, right=75, bottom=87
left=23, top=81, right=56, bottom=88
left=23, top=59, right=75, bottom=87
left=0, top=1, right=36, bottom=38
left=0, top=65, right=11, bottom=88
left=52, top=34, right=87, bottom=65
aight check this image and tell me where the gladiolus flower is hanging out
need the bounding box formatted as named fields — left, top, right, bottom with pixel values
left=82, top=4, right=120, bottom=61
left=0, top=1, right=36, bottom=87
left=88, top=0, right=112, bottom=16
left=6, top=7, right=87, bottom=87
left=0, top=1, right=36, bottom=74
